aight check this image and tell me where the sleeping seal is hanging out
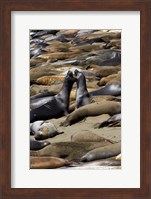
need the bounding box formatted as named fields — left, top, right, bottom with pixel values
left=74, top=69, right=91, bottom=108
left=61, top=101, right=121, bottom=127
left=30, top=157, right=71, bottom=169
left=89, top=83, right=121, bottom=96
left=30, top=137, right=50, bottom=150
left=30, top=71, right=76, bottom=122
left=95, top=113, right=121, bottom=128
left=30, top=121, right=64, bottom=140
left=81, top=142, right=121, bottom=162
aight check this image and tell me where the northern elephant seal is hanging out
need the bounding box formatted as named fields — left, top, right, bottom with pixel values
left=30, top=137, right=50, bottom=150
left=30, top=121, right=64, bottom=140
left=95, top=113, right=121, bottom=128
left=89, top=83, right=121, bottom=97
left=30, top=156, right=71, bottom=169
left=74, top=69, right=91, bottom=108
left=61, top=101, right=121, bottom=127
left=81, top=142, right=121, bottom=162
left=30, top=71, right=76, bottom=122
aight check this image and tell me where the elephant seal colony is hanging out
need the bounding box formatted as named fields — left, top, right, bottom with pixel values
left=30, top=29, right=121, bottom=169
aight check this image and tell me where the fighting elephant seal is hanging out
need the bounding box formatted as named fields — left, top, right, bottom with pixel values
left=61, top=101, right=121, bottom=126
left=74, top=69, right=91, bottom=108
left=30, top=71, right=76, bottom=122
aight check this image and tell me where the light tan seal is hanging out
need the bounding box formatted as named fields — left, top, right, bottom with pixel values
left=35, top=75, right=65, bottom=85
left=30, top=156, right=71, bottom=169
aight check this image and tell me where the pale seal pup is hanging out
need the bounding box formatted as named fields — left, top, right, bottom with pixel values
left=30, top=121, right=64, bottom=140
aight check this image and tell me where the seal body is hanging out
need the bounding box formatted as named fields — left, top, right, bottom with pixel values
left=30, top=121, right=64, bottom=140
left=30, top=137, right=50, bottom=150
left=30, top=71, right=76, bottom=122
left=30, top=157, right=71, bottom=169
left=81, top=142, right=121, bottom=162
left=90, top=83, right=121, bottom=96
left=98, top=113, right=121, bottom=128
left=74, top=69, right=91, bottom=108
left=61, top=101, right=121, bottom=126
left=30, top=120, right=44, bottom=135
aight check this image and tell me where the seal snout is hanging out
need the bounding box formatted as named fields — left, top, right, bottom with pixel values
left=67, top=70, right=74, bottom=77
left=74, top=69, right=83, bottom=79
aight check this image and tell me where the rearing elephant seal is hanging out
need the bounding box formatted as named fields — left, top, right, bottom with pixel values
left=30, top=71, right=76, bottom=123
left=74, top=69, right=91, bottom=108
left=60, top=101, right=121, bottom=126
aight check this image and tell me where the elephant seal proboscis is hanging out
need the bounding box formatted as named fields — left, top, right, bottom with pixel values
left=74, top=69, right=91, bottom=108
left=60, top=101, right=121, bottom=127
left=30, top=71, right=76, bottom=122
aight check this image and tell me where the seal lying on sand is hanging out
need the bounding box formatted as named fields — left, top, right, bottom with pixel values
left=94, top=113, right=121, bottom=128
left=89, top=83, right=121, bottom=96
left=30, top=137, right=50, bottom=150
left=30, top=141, right=112, bottom=161
left=30, top=156, right=71, bottom=169
left=74, top=69, right=91, bottom=108
left=60, top=101, right=121, bottom=127
left=81, top=142, right=121, bottom=162
left=30, top=121, right=64, bottom=140
left=30, top=71, right=76, bottom=122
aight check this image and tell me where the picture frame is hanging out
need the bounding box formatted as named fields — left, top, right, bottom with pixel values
left=0, top=0, right=150, bottom=198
